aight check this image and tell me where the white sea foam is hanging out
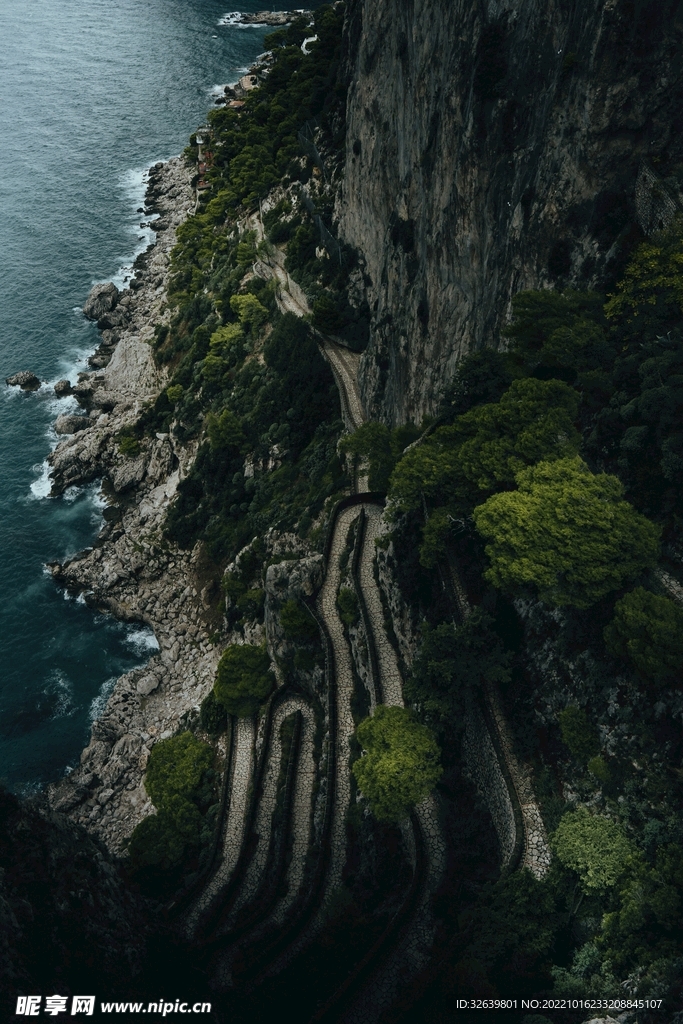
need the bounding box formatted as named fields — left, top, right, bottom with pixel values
left=45, top=669, right=76, bottom=719
left=89, top=676, right=116, bottom=722
left=30, top=460, right=53, bottom=500
left=125, top=627, right=160, bottom=654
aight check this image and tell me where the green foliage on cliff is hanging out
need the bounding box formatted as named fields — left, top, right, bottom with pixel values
left=472, top=458, right=660, bottom=608
left=339, top=421, right=420, bottom=492
left=144, top=731, right=214, bottom=808
left=604, top=586, right=683, bottom=687
left=406, top=609, right=511, bottom=742
left=552, top=808, right=635, bottom=892
left=352, top=705, right=442, bottom=822
left=280, top=598, right=319, bottom=644
left=214, top=643, right=275, bottom=717
left=128, top=732, right=215, bottom=876
left=557, top=706, right=601, bottom=764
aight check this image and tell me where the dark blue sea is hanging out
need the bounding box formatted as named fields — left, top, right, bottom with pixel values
left=0, top=0, right=281, bottom=793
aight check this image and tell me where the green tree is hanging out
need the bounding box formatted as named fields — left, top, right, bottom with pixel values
left=604, top=586, right=683, bottom=687
left=406, top=609, right=512, bottom=736
left=339, top=421, right=420, bottom=492
left=144, top=731, right=214, bottom=809
left=454, top=377, right=581, bottom=491
left=337, top=587, right=359, bottom=627
left=605, top=226, right=683, bottom=346
left=230, top=292, right=269, bottom=331
left=473, top=457, right=660, bottom=608
left=557, top=706, right=600, bottom=764
left=214, top=643, right=275, bottom=717
left=552, top=807, right=635, bottom=892
left=503, top=289, right=609, bottom=373
left=127, top=795, right=202, bottom=871
left=206, top=408, right=244, bottom=451
left=280, top=598, right=319, bottom=643
left=352, top=705, right=442, bottom=822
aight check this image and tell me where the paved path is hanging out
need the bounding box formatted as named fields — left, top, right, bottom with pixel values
left=186, top=716, right=254, bottom=935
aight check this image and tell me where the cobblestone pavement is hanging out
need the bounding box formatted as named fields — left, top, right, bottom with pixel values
left=320, top=339, right=365, bottom=431
left=185, top=716, right=254, bottom=935
left=319, top=505, right=363, bottom=895
left=223, top=695, right=315, bottom=929
left=358, top=505, right=404, bottom=706
left=484, top=685, right=551, bottom=879
left=340, top=504, right=447, bottom=1024
left=271, top=700, right=316, bottom=923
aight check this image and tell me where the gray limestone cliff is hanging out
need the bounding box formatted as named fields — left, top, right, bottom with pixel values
left=339, top=0, right=683, bottom=424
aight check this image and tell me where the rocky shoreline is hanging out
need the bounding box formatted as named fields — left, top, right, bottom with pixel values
left=45, top=156, right=227, bottom=852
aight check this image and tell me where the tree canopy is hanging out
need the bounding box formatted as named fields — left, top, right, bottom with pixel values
left=552, top=808, right=635, bottom=892
left=473, top=457, right=660, bottom=608
left=604, top=586, right=683, bottom=687
left=352, top=705, right=442, bottom=822
left=557, top=706, right=601, bottom=764
left=144, top=731, right=214, bottom=809
left=214, top=643, right=275, bottom=717
left=405, top=609, right=512, bottom=737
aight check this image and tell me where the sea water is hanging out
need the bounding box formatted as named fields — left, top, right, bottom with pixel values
left=0, top=0, right=297, bottom=793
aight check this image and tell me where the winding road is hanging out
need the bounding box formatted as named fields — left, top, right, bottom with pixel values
left=183, top=217, right=547, bottom=1020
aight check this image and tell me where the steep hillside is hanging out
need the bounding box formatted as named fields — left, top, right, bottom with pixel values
left=340, top=0, right=683, bottom=423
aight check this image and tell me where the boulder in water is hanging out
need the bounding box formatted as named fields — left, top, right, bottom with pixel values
left=54, top=379, right=73, bottom=397
left=82, top=282, right=119, bottom=321
left=6, top=370, right=40, bottom=391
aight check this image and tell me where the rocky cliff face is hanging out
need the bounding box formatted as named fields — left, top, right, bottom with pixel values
left=339, top=0, right=683, bottom=424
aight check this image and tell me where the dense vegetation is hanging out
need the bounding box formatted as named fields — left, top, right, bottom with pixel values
left=382, top=223, right=683, bottom=1013
left=107, top=2, right=683, bottom=1013
left=135, top=6, right=355, bottom=565
left=352, top=706, right=442, bottom=822
left=126, top=732, right=217, bottom=888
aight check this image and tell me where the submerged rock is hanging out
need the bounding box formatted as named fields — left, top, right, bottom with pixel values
left=6, top=370, right=40, bottom=391
left=83, top=281, right=119, bottom=321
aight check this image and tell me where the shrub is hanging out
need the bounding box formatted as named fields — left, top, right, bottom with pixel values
left=280, top=599, right=319, bottom=643
left=604, top=586, right=683, bottom=687
left=118, top=434, right=141, bottom=458
left=200, top=689, right=228, bottom=736
left=352, top=705, right=442, bottom=822
left=144, top=731, right=214, bottom=808
left=214, top=643, right=275, bottom=717
left=127, top=794, right=202, bottom=871
left=551, top=807, right=635, bottom=892
left=557, top=706, right=600, bottom=764
left=337, top=587, right=359, bottom=627
left=406, top=609, right=512, bottom=735
left=473, top=457, right=661, bottom=608
left=166, top=384, right=184, bottom=404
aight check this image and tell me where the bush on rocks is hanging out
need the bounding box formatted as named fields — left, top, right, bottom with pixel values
left=214, top=643, right=275, bottom=717
left=353, top=705, right=442, bottom=822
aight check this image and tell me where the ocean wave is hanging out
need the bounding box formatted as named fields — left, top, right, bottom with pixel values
left=218, top=12, right=286, bottom=27
left=44, top=669, right=76, bottom=720
left=124, top=627, right=160, bottom=655
left=30, top=460, right=53, bottom=500
left=89, top=676, right=117, bottom=723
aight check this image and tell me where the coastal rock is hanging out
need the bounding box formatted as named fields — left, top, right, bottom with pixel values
left=5, top=370, right=40, bottom=391
left=54, top=379, right=73, bottom=397
left=111, top=454, right=148, bottom=493
left=97, top=308, right=128, bottom=331
left=136, top=674, right=160, bottom=697
left=54, top=414, right=89, bottom=435
left=236, top=11, right=311, bottom=26
left=265, top=554, right=324, bottom=601
left=83, top=282, right=119, bottom=321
